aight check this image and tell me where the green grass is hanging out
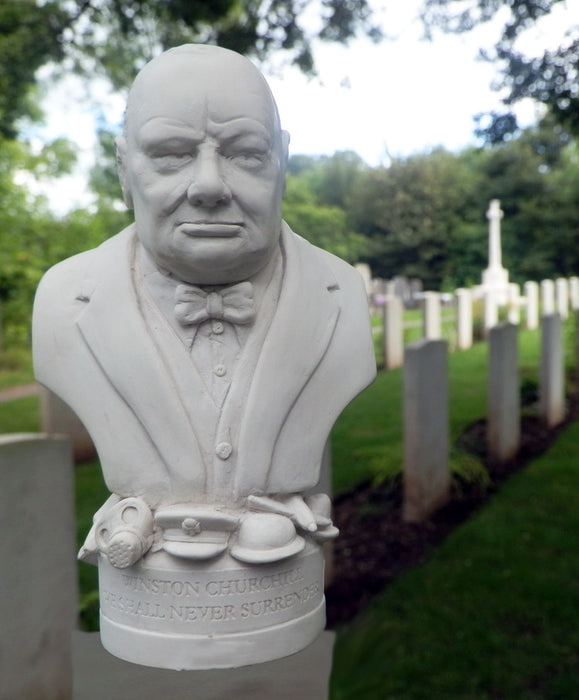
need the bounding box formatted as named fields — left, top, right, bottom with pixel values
left=330, top=421, right=579, bottom=699
left=74, top=459, right=110, bottom=630
left=332, top=317, right=576, bottom=497
left=0, top=396, right=40, bottom=433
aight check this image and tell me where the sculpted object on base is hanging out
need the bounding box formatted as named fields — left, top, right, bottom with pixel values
left=33, top=44, right=376, bottom=669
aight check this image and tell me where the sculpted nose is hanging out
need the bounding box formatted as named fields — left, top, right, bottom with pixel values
left=186, top=149, right=232, bottom=208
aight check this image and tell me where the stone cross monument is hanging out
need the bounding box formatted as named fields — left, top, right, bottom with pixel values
left=33, top=44, right=376, bottom=671
left=481, top=199, right=510, bottom=305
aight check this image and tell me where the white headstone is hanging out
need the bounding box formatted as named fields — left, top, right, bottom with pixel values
left=483, top=289, right=498, bottom=337
left=488, top=324, right=520, bottom=463
left=403, top=340, right=450, bottom=523
left=569, top=276, right=579, bottom=311
left=0, top=435, right=76, bottom=700
left=507, top=283, right=521, bottom=325
left=524, top=281, right=539, bottom=330
left=555, top=277, right=569, bottom=320
left=540, top=314, right=565, bottom=428
left=422, top=291, right=441, bottom=340
left=354, top=263, right=372, bottom=296
left=455, top=288, right=473, bottom=350
left=541, top=279, right=555, bottom=315
left=383, top=296, right=404, bottom=369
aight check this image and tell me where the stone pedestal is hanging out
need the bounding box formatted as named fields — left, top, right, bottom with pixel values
left=98, top=544, right=325, bottom=670
left=488, top=324, right=520, bottom=464
left=72, top=630, right=335, bottom=699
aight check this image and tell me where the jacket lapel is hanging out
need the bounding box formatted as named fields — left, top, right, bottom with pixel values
left=233, top=224, right=341, bottom=497
left=75, top=227, right=208, bottom=492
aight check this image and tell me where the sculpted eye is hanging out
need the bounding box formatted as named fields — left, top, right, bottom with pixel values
left=151, top=151, right=192, bottom=172
left=226, top=150, right=268, bottom=170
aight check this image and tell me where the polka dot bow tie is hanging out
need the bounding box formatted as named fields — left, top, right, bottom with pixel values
left=174, top=281, right=255, bottom=326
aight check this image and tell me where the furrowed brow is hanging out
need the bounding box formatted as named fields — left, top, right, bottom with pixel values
left=137, top=120, right=204, bottom=152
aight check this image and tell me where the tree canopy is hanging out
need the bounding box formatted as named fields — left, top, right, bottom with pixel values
left=420, top=0, right=579, bottom=142
left=0, top=0, right=382, bottom=138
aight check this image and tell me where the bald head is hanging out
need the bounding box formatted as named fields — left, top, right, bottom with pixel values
left=116, top=44, right=290, bottom=285
left=124, top=45, right=283, bottom=147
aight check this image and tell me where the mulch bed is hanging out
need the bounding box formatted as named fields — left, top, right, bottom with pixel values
left=325, top=393, right=579, bottom=629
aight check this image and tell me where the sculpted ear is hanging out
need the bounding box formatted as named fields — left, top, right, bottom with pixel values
left=281, top=130, right=290, bottom=170
left=115, top=135, right=134, bottom=209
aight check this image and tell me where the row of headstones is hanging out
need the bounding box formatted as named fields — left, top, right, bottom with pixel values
left=383, top=277, right=579, bottom=370
left=403, top=314, right=566, bottom=523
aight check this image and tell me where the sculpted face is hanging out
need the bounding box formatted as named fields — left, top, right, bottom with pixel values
left=117, top=45, right=289, bottom=285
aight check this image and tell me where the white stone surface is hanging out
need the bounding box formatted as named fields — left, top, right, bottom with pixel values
left=540, top=314, right=565, bottom=428
left=41, top=387, right=96, bottom=462
left=33, top=44, right=376, bottom=668
left=455, top=288, right=473, bottom=351
left=72, top=630, right=335, bottom=699
left=483, top=289, right=498, bottom=337
left=569, top=276, right=579, bottom=311
left=541, top=279, right=555, bottom=315
left=383, top=295, right=404, bottom=369
left=354, top=263, right=372, bottom=296
left=0, top=435, right=76, bottom=700
left=524, top=281, right=539, bottom=330
left=481, top=199, right=509, bottom=305
left=507, top=283, right=521, bottom=325
left=422, top=291, right=441, bottom=340
left=487, top=324, right=520, bottom=464
left=555, top=277, right=569, bottom=320
left=403, top=340, right=450, bottom=523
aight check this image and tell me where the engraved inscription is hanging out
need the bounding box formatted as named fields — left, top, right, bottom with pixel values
left=100, top=554, right=324, bottom=634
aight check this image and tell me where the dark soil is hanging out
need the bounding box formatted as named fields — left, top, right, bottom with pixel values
left=325, top=395, right=579, bottom=629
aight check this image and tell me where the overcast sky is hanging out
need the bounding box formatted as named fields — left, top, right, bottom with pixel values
left=26, top=0, right=576, bottom=214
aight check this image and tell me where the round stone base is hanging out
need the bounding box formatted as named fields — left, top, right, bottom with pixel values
left=98, top=541, right=325, bottom=669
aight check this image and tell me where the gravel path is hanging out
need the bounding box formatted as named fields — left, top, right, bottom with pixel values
left=0, top=384, right=40, bottom=403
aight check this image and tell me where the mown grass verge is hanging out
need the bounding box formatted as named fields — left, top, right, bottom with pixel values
left=330, top=421, right=579, bottom=699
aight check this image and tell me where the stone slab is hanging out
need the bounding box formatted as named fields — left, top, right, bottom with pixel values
left=524, top=281, right=539, bottom=330
left=41, top=388, right=96, bottom=462
left=383, top=296, right=404, bottom=369
left=0, top=434, right=76, bottom=700
left=455, top=288, right=473, bottom=350
left=72, top=630, right=335, bottom=699
left=488, top=324, right=520, bottom=463
left=403, top=340, right=450, bottom=522
left=541, top=279, right=555, bottom=315
left=540, top=314, right=565, bottom=428
left=422, top=292, right=441, bottom=340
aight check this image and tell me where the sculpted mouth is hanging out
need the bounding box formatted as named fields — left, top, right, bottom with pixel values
left=178, top=222, right=243, bottom=238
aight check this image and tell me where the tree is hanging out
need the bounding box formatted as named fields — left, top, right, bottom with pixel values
left=282, top=174, right=368, bottom=262
left=349, top=148, right=485, bottom=288
left=0, top=0, right=382, bottom=138
left=420, top=0, right=579, bottom=140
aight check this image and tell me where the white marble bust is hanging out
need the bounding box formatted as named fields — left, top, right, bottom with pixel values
left=33, top=44, right=376, bottom=668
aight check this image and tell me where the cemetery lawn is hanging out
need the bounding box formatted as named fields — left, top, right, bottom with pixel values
left=330, top=421, right=579, bottom=699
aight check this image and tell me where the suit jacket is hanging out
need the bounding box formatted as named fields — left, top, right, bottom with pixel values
left=33, top=222, right=376, bottom=508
